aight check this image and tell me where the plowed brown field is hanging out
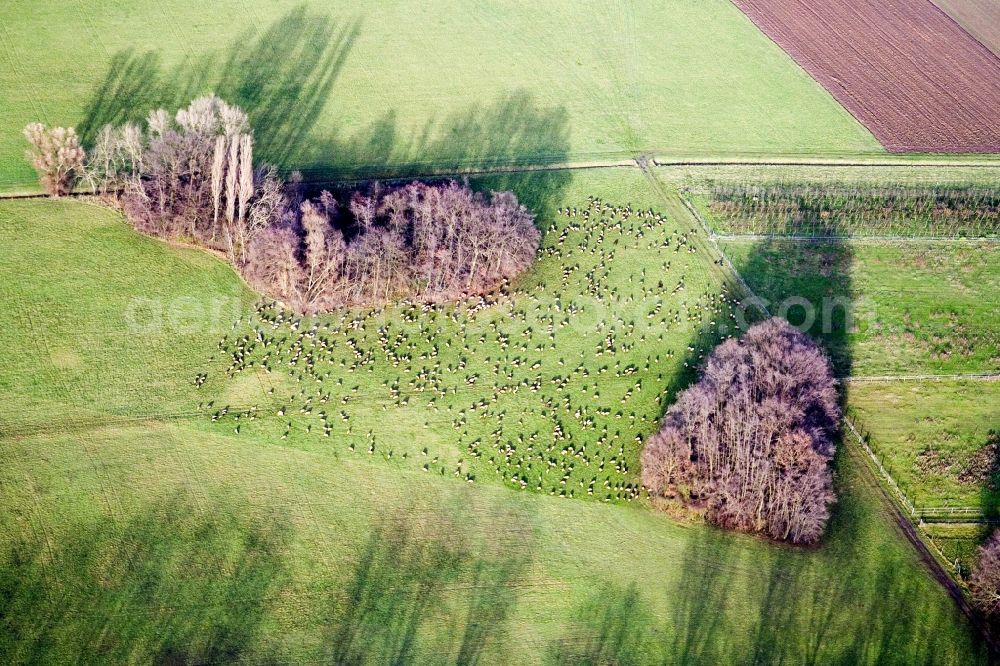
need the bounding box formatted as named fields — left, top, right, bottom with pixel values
left=932, top=0, right=1000, bottom=58
left=731, top=0, right=1000, bottom=153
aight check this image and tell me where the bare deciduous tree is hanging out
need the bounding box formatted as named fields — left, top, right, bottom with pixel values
left=23, top=123, right=86, bottom=197
left=971, top=531, right=1000, bottom=618
left=73, top=96, right=289, bottom=264
left=238, top=134, right=254, bottom=227
left=300, top=200, right=346, bottom=308
left=210, top=135, right=226, bottom=234
left=245, top=224, right=303, bottom=306
left=58, top=97, right=538, bottom=313
left=82, top=124, right=142, bottom=196
left=641, top=318, right=840, bottom=544
left=225, top=133, right=239, bottom=233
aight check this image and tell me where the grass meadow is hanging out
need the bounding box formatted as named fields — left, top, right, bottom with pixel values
left=924, top=522, right=997, bottom=578
left=718, top=239, right=1000, bottom=377
left=0, top=167, right=990, bottom=661
left=849, top=381, right=1000, bottom=514
left=707, top=176, right=999, bottom=596
left=0, top=0, right=884, bottom=192
left=849, top=380, right=999, bottom=580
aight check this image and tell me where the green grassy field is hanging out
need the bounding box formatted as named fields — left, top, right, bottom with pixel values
left=849, top=379, right=1000, bottom=582
left=0, top=0, right=883, bottom=192
left=1, top=415, right=987, bottom=663
left=0, top=199, right=257, bottom=431
left=0, top=171, right=989, bottom=662
left=708, top=179, right=1000, bottom=595
left=718, top=240, right=1000, bottom=377
left=4, top=168, right=737, bottom=506
left=849, top=381, right=1000, bottom=514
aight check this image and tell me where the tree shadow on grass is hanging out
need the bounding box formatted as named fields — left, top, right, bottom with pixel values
left=547, top=582, right=659, bottom=666
left=663, top=496, right=987, bottom=664
left=310, top=90, right=571, bottom=180
left=214, top=6, right=361, bottom=169
left=538, top=466, right=990, bottom=665
left=316, top=92, right=572, bottom=218
left=729, top=237, right=857, bottom=380
left=78, top=3, right=362, bottom=166
left=655, top=273, right=758, bottom=417
left=647, top=197, right=990, bottom=660
left=76, top=48, right=168, bottom=145
left=75, top=4, right=573, bottom=215
left=0, top=494, right=290, bottom=664
left=323, top=503, right=533, bottom=665
left=656, top=211, right=858, bottom=411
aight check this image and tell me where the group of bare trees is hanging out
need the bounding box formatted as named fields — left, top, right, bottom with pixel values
left=971, top=532, right=1000, bottom=622
left=79, top=95, right=287, bottom=263
left=641, top=318, right=840, bottom=544
left=244, top=181, right=539, bottom=312
left=25, top=96, right=539, bottom=311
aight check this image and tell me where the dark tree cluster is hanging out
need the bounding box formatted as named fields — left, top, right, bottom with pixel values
left=244, top=181, right=539, bottom=312
left=641, top=318, right=840, bottom=544
left=36, top=95, right=538, bottom=311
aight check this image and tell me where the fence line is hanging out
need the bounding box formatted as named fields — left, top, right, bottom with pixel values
left=844, top=414, right=918, bottom=517
left=845, top=411, right=993, bottom=523
left=713, top=233, right=1000, bottom=244
left=846, top=373, right=1000, bottom=383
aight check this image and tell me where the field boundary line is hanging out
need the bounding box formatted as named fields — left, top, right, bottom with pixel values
left=844, top=415, right=919, bottom=517
left=0, top=158, right=640, bottom=201
left=5, top=151, right=1000, bottom=199
left=846, top=373, right=1000, bottom=383
left=636, top=157, right=771, bottom=316
left=845, top=416, right=1000, bottom=654
left=713, top=233, right=1000, bottom=244
left=652, top=157, right=1000, bottom=168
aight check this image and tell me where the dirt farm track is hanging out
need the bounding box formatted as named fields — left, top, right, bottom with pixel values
left=732, top=0, right=1000, bottom=154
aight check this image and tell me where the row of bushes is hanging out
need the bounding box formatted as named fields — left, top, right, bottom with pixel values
left=705, top=182, right=1000, bottom=237
left=24, top=96, right=540, bottom=312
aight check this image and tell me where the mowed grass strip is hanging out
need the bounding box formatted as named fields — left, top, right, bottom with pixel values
left=849, top=380, right=1000, bottom=513
left=0, top=0, right=881, bottom=192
